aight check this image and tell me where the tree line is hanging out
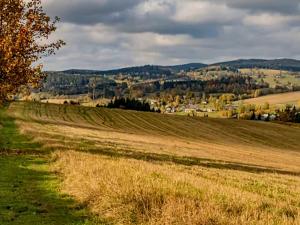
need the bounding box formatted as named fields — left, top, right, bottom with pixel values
left=277, top=106, right=300, bottom=123
left=99, top=97, right=160, bottom=113
left=229, top=103, right=300, bottom=123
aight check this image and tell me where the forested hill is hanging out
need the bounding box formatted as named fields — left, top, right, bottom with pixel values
left=61, top=63, right=207, bottom=76
left=54, top=59, right=300, bottom=77
left=212, top=59, right=300, bottom=71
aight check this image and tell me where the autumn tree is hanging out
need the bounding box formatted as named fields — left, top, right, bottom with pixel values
left=263, top=102, right=270, bottom=110
left=0, top=0, right=65, bottom=103
left=254, top=89, right=262, bottom=98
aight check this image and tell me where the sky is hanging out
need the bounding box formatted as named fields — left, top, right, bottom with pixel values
left=42, top=0, right=300, bottom=71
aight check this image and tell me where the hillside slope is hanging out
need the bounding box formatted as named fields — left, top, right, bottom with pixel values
left=61, top=63, right=207, bottom=76
left=242, top=91, right=300, bottom=105
left=57, top=59, right=300, bottom=76
left=8, top=102, right=300, bottom=171
left=214, top=58, right=300, bottom=71
left=3, top=101, right=300, bottom=225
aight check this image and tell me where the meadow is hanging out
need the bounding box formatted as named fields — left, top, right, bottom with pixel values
left=239, top=68, right=289, bottom=76
left=242, top=91, right=300, bottom=106
left=239, top=68, right=300, bottom=88
left=1, top=101, right=300, bottom=224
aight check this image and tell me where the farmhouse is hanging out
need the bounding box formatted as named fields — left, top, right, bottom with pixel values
left=261, top=113, right=277, bottom=121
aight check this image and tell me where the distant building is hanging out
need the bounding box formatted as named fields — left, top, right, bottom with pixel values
left=185, top=104, right=199, bottom=113
left=207, top=108, right=216, bottom=113
left=269, top=114, right=277, bottom=121
left=261, top=113, right=277, bottom=121
left=165, top=107, right=176, bottom=114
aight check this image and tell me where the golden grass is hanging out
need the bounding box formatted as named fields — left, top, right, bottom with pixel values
left=8, top=101, right=300, bottom=170
left=52, top=150, right=300, bottom=225
left=6, top=101, right=300, bottom=224
left=242, top=91, right=300, bottom=105
left=40, top=99, right=71, bottom=104
left=39, top=98, right=110, bottom=107
left=239, top=68, right=288, bottom=76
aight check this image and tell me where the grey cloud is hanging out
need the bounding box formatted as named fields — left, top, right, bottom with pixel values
left=44, top=0, right=238, bottom=37
left=107, top=17, right=222, bottom=38
left=214, top=0, right=300, bottom=14
left=42, top=0, right=300, bottom=70
left=45, top=0, right=143, bottom=24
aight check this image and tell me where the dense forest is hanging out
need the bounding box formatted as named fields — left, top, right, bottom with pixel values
left=37, top=59, right=300, bottom=101
left=41, top=73, right=269, bottom=99
left=41, top=72, right=119, bottom=97
left=130, top=76, right=269, bottom=97
left=102, top=97, right=160, bottom=113
left=60, top=63, right=207, bottom=76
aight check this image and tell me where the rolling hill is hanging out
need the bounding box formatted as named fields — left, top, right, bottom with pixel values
left=61, top=63, right=208, bottom=76
left=8, top=101, right=300, bottom=151
left=56, top=59, right=300, bottom=77
left=213, top=58, right=300, bottom=72
left=1, top=101, right=300, bottom=224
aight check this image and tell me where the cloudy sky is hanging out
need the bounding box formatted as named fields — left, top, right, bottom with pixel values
left=42, top=0, right=300, bottom=70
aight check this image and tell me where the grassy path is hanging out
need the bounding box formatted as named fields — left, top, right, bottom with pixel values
left=0, top=106, right=99, bottom=225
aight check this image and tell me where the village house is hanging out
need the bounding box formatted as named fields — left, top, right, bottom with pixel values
left=261, top=113, right=277, bottom=121
left=184, top=104, right=199, bottom=113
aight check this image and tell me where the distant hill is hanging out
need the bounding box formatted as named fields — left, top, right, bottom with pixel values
left=51, top=59, right=300, bottom=77
left=212, top=59, right=300, bottom=71
left=164, top=63, right=207, bottom=72
left=61, top=63, right=207, bottom=76
left=63, top=65, right=172, bottom=76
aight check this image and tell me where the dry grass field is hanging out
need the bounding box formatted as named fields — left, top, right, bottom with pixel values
left=242, top=91, right=300, bottom=106
left=239, top=68, right=288, bottom=76
left=40, top=98, right=110, bottom=107
left=4, top=101, right=300, bottom=224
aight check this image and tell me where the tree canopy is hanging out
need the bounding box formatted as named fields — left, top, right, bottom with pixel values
left=0, top=0, right=64, bottom=102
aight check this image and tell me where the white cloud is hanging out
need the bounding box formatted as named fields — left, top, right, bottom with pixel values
left=41, top=0, right=300, bottom=70
left=243, top=14, right=299, bottom=28
left=172, top=1, right=242, bottom=24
